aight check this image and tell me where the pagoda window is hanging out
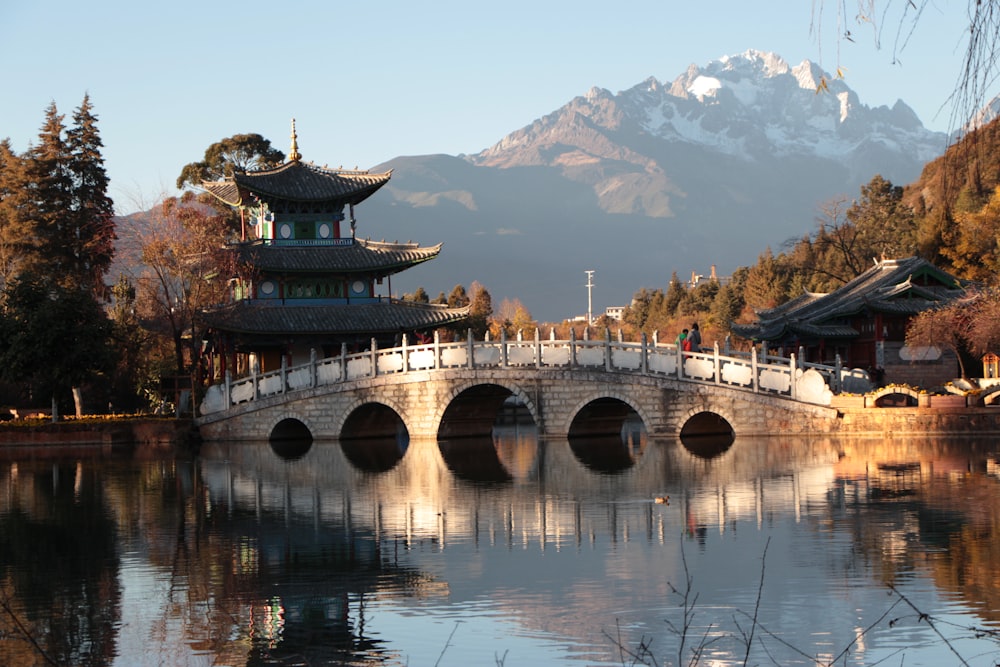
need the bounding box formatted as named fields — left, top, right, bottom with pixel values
left=294, top=221, right=315, bottom=240
left=349, top=278, right=370, bottom=298
left=283, top=278, right=346, bottom=299
left=258, top=280, right=278, bottom=299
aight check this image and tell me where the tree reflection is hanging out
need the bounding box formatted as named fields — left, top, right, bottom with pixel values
left=0, top=461, right=120, bottom=667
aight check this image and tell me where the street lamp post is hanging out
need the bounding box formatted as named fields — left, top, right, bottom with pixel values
left=585, top=270, right=595, bottom=326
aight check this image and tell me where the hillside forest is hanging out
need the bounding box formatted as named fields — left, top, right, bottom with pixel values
left=3, top=98, right=1000, bottom=416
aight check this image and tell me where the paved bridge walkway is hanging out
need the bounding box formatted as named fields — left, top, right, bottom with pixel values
left=196, top=330, right=852, bottom=442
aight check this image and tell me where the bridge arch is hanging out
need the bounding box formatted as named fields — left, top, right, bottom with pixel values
left=564, top=391, right=651, bottom=438
left=335, top=398, right=410, bottom=473
left=979, top=385, right=1000, bottom=406
left=265, top=410, right=316, bottom=440
left=869, top=385, right=920, bottom=407
left=562, top=392, right=650, bottom=474
left=677, top=403, right=738, bottom=434
left=334, top=395, right=410, bottom=440
left=677, top=406, right=736, bottom=459
left=435, top=380, right=541, bottom=440
left=268, top=416, right=314, bottom=460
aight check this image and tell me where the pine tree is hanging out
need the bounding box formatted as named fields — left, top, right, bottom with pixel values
left=66, top=94, right=116, bottom=299
left=468, top=282, right=493, bottom=338
left=447, top=284, right=469, bottom=307
left=664, top=272, right=686, bottom=315
left=21, top=102, right=73, bottom=282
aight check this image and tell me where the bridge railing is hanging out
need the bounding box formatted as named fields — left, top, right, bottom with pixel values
left=201, top=329, right=844, bottom=415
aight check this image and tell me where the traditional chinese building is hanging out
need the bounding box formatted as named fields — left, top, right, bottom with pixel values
left=731, top=257, right=966, bottom=387
left=199, top=122, right=468, bottom=376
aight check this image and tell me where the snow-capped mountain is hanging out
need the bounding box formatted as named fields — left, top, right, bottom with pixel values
left=959, top=92, right=1000, bottom=134
left=474, top=49, right=945, bottom=189
left=364, top=51, right=951, bottom=322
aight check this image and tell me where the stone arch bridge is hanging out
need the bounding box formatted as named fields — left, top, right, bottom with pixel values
left=196, top=332, right=848, bottom=443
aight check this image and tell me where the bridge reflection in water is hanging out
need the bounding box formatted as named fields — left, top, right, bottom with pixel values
left=8, top=428, right=984, bottom=666
left=5, top=429, right=1000, bottom=664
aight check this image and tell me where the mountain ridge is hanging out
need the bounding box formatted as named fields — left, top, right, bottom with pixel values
left=287, top=51, right=959, bottom=321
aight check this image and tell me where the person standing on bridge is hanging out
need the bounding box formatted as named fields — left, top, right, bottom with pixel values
left=675, top=328, right=688, bottom=350
left=687, top=322, right=702, bottom=352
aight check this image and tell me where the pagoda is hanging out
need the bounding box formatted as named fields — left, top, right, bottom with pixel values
left=199, top=121, right=468, bottom=376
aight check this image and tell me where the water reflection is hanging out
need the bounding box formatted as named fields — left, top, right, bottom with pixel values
left=269, top=417, right=313, bottom=460
left=1, top=435, right=1000, bottom=665
left=340, top=434, right=408, bottom=473
left=568, top=413, right=647, bottom=474
left=0, top=459, right=120, bottom=667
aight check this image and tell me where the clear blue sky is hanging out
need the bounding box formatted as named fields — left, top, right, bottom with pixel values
left=1, top=1, right=974, bottom=215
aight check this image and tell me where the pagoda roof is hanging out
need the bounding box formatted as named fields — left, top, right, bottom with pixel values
left=201, top=161, right=392, bottom=207
left=731, top=257, right=966, bottom=342
left=237, top=239, right=442, bottom=275
left=200, top=300, right=469, bottom=336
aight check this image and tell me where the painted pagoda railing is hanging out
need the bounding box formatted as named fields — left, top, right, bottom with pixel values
left=200, top=329, right=859, bottom=415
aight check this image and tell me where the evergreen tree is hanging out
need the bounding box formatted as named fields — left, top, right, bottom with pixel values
left=622, top=287, right=653, bottom=331
left=468, top=282, right=493, bottom=338
left=679, top=280, right=719, bottom=315
left=447, top=284, right=469, bottom=307
left=743, top=248, right=789, bottom=310
left=845, top=174, right=917, bottom=262
left=176, top=133, right=285, bottom=189
left=66, top=94, right=116, bottom=299
left=20, top=102, right=73, bottom=282
left=0, top=139, right=33, bottom=292
left=664, top=272, right=686, bottom=315
left=407, top=286, right=429, bottom=303
left=0, top=272, right=114, bottom=418
left=710, top=282, right=744, bottom=334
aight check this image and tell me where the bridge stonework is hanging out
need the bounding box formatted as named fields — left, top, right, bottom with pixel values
left=196, top=367, right=839, bottom=442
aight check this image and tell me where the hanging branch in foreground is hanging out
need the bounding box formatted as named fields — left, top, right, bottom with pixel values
left=0, top=590, right=59, bottom=667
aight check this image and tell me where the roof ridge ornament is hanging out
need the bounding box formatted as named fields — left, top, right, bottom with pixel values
left=289, top=118, right=302, bottom=162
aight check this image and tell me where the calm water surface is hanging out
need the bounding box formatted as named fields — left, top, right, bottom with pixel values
left=2, top=428, right=1000, bottom=666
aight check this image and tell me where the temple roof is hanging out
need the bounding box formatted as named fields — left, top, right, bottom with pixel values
left=731, top=257, right=966, bottom=342
left=236, top=239, right=442, bottom=275
left=200, top=300, right=469, bottom=336
left=201, top=161, right=392, bottom=207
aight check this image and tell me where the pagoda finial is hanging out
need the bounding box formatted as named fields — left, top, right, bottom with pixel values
left=289, top=118, right=301, bottom=162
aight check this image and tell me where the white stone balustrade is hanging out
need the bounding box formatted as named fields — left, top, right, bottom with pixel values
left=201, top=329, right=844, bottom=416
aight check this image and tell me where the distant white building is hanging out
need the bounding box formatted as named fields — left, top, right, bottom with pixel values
left=605, top=306, right=626, bottom=321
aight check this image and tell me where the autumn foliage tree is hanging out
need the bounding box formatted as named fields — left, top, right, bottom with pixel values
left=940, top=186, right=1000, bottom=282
left=124, top=194, right=234, bottom=380
left=907, top=287, right=1000, bottom=380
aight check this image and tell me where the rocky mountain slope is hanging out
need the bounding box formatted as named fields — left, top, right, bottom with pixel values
left=347, top=51, right=950, bottom=321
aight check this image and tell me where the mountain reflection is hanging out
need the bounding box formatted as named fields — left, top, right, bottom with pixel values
left=0, top=434, right=998, bottom=665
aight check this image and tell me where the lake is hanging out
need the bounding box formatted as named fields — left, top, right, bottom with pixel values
left=1, top=427, right=999, bottom=666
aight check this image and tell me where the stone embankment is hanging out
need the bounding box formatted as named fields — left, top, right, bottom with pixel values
left=0, top=418, right=199, bottom=454
left=830, top=406, right=1000, bottom=438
